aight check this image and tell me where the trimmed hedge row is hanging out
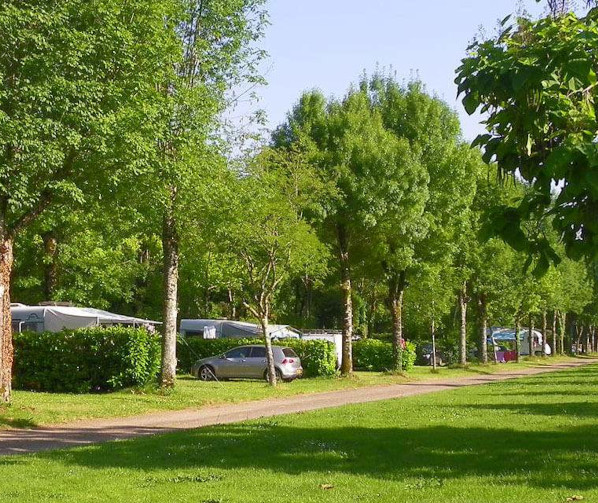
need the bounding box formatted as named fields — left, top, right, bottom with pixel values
left=353, top=339, right=416, bottom=371
left=177, top=336, right=337, bottom=377
left=13, top=327, right=161, bottom=393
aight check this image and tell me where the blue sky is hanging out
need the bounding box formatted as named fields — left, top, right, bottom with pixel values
left=255, top=0, right=546, bottom=141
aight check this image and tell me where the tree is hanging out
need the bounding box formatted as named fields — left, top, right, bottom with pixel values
left=152, top=0, right=267, bottom=388
left=221, top=154, right=328, bottom=386
left=273, top=87, right=418, bottom=375
left=456, top=9, right=598, bottom=266
left=0, top=1, right=179, bottom=402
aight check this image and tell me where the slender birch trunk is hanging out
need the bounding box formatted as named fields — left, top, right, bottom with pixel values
left=479, top=293, right=488, bottom=364
left=514, top=314, right=521, bottom=363
left=42, top=231, right=59, bottom=300
left=389, top=271, right=406, bottom=372
left=459, top=281, right=468, bottom=365
left=337, top=224, right=353, bottom=376
left=160, top=187, right=179, bottom=388
left=0, top=238, right=13, bottom=403
left=541, top=311, right=547, bottom=357
left=528, top=314, right=535, bottom=357
left=551, top=309, right=558, bottom=356
left=559, top=312, right=566, bottom=355
left=260, top=315, right=277, bottom=387
left=431, top=316, right=437, bottom=371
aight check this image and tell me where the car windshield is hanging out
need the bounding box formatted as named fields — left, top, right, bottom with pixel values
left=282, top=348, right=297, bottom=357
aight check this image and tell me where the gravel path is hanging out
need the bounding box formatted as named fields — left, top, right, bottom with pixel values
left=0, top=359, right=594, bottom=456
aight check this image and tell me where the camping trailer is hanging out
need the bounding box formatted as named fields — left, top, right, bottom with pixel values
left=10, top=304, right=160, bottom=334
left=487, top=327, right=551, bottom=356
left=179, top=319, right=301, bottom=339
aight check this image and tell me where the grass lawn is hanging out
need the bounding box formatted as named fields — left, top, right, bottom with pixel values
left=0, top=355, right=584, bottom=429
left=1, top=362, right=597, bottom=502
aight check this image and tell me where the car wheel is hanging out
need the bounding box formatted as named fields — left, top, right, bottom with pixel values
left=198, top=365, right=216, bottom=382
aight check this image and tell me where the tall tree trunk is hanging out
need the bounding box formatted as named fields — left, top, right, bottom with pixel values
left=514, top=314, right=521, bottom=363
left=479, top=293, right=488, bottom=364
left=337, top=224, right=353, bottom=376
left=227, top=288, right=236, bottom=319
left=541, top=311, right=547, bottom=357
left=575, top=325, right=583, bottom=355
left=431, top=315, right=437, bottom=371
left=42, top=231, right=59, bottom=300
left=389, top=271, right=406, bottom=372
left=459, top=281, right=468, bottom=365
left=0, top=238, right=13, bottom=403
left=260, top=314, right=277, bottom=387
left=585, top=327, right=591, bottom=355
left=550, top=309, right=558, bottom=356
left=559, top=312, right=566, bottom=355
left=160, top=190, right=179, bottom=388
left=528, top=314, right=535, bottom=357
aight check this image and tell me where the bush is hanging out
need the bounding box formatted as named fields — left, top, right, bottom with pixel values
left=353, top=339, right=416, bottom=372
left=13, top=327, right=161, bottom=393
left=177, top=336, right=337, bottom=377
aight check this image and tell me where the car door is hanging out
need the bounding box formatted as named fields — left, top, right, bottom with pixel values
left=246, top=346, right=268, bottom=378
left=219, top=346, right=252, bottom=378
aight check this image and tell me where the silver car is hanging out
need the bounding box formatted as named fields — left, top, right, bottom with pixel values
left=191, top=344, right=303, bottom=382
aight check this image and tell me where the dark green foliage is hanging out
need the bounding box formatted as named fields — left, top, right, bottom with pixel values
left=13, top=328, right=160, bottom=393
left=353, top=340, right=416, bottom=371
left=177, top=337, right=337, bottom=377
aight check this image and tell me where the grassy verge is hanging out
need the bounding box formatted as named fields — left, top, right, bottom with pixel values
left=0, top=355, right=583, bottom=429
left=1, top=361, right=597, bottom=502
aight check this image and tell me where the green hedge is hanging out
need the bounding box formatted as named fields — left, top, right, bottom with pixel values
left=13, top=327, right=161, bottom=393
left=177, top=337, right=337, bottom=377
left=353, top=339, right=416, bottom=371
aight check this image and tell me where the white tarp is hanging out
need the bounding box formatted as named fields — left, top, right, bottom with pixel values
left=11, top=305, right=160, bottom=333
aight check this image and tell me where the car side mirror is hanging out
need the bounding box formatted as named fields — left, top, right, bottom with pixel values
left=219, top=354, right=226, bottom=359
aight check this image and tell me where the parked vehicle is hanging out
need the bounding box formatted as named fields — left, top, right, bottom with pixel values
left=191, top=345, right=303, bottom=382
left=417, top=343, right=445, bottom=366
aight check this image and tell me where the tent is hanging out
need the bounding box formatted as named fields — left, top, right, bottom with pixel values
left=10, top=304, right=161, bottom=333
left=179, top=319, right=301, bottom=339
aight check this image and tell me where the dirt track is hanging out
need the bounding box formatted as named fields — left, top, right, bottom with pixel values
left=0, top=359, right=594, bottom=456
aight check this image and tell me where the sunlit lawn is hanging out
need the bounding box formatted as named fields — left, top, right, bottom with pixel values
left=0, top=355, right=583, bottom=429
left=1, top=362, right=596, bottom=502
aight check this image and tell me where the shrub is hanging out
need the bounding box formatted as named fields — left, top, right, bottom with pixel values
left=353, top=339, right=416, bottom=371
left=13, top=327, right=160, bottom=393
left=177, top=336, right=337, bottom=377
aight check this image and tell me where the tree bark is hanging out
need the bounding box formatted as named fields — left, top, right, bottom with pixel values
left=559, top=312, right=566, bottom=355
left=388, top=271, right=406, bottom=372
left=0, top=238, right=13, bottom=403
left=337, top=224, right=353, bottom=376
left=514, top=314, right=521, bottom=363
left=528, top=314, right=535, bottom=357
left=550, top=309, right=558, bottom=356
left=260, top=316, right=277, bottom=387
left=42, top=231, right=59, bottom=300
left=431, top=316, right=437, bottom=371
left=575, top=325, right=583, bottom=355
left=227, top=288, right=236, bottom=320
left=459, top=281, right=468, bottom=365
left=160, top=190, right=179, bottom=388
left=479, top=293, right=488, bottom=364
left=541, top=311, right=547, bottom=357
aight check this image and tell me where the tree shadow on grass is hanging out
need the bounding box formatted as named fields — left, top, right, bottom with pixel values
left=0, top=415, right=37, bottom=429
left=43, top=419, right=598, bottom=492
